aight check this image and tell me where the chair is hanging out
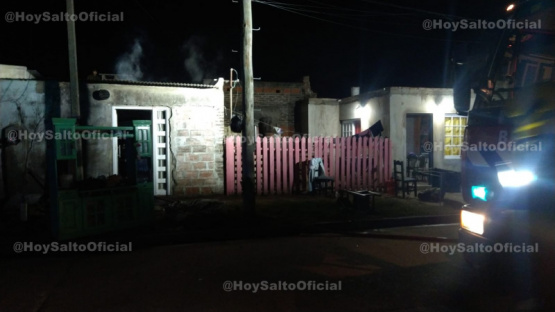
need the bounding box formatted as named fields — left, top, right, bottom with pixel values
left=407, top=153, right=418, bottom=178
left=309, top=158, right=335, bottom=195
left=414, top=153, right=429, bottom=181
left=393, top=160, right=417, bottom=198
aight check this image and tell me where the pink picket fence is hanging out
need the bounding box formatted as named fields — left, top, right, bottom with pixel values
left=225, top=136, right=392, bottom=195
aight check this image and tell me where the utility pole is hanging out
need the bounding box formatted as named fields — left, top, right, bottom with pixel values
left=242, top=0, right=255, bottom=215
left=66, top=0, right=84, bottom=181
left=66, top=0, right=80, bottom=118
left=229, top=68, right=233, bottom=118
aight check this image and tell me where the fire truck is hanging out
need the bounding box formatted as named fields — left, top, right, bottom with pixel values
left=454, top=0, right=555, bottom=285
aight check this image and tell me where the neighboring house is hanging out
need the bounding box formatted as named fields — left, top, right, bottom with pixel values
left=0, top=64, right=225, bottom=206
left=297, top=86, right=475, bottom=172
left=295, top=97, right=341, bottom=137
left=222, top=76, right=316, bottom=137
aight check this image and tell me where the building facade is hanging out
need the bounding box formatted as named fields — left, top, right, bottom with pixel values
left=1, top=64, right=225, bottom=209
left=223, top=76, right=316, bottom=137
left=297, top=86, right=473, bottom=172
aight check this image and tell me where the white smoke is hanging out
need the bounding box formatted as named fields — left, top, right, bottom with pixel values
left=182, top=36, right=221, bottom=83
left=183, top=37, right=203, bottom=82
left=115, top=39, right=144, bottom=81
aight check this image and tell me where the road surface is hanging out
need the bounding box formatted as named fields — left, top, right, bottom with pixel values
left=0, top=224, right=549, bottom=311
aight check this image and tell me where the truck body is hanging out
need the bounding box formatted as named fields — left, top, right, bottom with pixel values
left=455, top=0, right=555, bottom=300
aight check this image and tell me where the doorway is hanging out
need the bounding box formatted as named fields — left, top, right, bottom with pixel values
left=112, top=107, right=171, bottom=195
left=406, top=113, right=433, bottom=168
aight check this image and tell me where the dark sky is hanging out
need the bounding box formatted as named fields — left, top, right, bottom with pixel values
left=1, top=0, right=510, bottom=98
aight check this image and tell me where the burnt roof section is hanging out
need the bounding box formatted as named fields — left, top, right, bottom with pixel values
left=86, top=73, right=218, bottom=88
left=87, top=79, right=218, bottom=88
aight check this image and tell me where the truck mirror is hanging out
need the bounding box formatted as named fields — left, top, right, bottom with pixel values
left=453, top=63, right=471, bottom=115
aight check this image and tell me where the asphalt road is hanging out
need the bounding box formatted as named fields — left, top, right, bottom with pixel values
left=0, top=224, right=550, bottom=312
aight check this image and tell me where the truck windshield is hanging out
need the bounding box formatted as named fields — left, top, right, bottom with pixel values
left=472, top=1, right=555, bottom=114
left=473, top=32, right=555, bottom=112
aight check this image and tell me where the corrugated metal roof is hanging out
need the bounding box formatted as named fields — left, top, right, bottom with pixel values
left=88, top=79, right=218, bottom=88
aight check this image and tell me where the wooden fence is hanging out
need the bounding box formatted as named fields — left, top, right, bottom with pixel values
left=225, top=136, right=392, bottom=195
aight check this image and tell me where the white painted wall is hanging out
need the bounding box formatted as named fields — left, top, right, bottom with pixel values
left=307, top=98, right=340, bottom=137
left=388, top=87, right=460, bottom=171
left=339, top=90, right=390, bottom=137
left=0, top=64, right=38, bottom=79
left=336, top=87, right=474, bottom=173
left=84, top=80, right=226, bottom=196
left=0, top=80, right=47, bottom=200
left=1, top=78, right=226, bottom=202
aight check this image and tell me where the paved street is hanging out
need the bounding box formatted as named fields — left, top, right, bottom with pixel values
left=0, top=224, right=550, bottom=312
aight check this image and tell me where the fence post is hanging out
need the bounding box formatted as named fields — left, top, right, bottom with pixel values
left=236, top=136, right=243, bottom=194
left=225, top=137, right=235, bottom=195
left=269, top=137, right=274, bottom=195
left=256, top=137, right=262, bottom=195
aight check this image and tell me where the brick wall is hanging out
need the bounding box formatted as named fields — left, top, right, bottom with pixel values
left=171, top=93, right=225, bottom=196
left=86, top=79, right=225, bottom=196
left=223, top=76, right=316, bottom=136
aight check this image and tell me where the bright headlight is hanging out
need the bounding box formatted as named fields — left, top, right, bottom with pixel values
left=497, top=169, right=536, bottom=187
left=461, top=210, right=485, bottom=235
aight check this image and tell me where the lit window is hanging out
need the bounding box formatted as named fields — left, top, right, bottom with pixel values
left=444, top=114, right=467, bottom=158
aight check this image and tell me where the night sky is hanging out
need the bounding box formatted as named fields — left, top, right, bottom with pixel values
left=1, top=0, right=511, bottom=98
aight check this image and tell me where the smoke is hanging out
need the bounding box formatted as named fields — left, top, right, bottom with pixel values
left=115, top=39, right=144, bottom=81
left=182, top=36, right=221, bottom=83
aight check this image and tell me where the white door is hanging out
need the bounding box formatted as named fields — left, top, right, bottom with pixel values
left=153, top=108, right=171, bottom=195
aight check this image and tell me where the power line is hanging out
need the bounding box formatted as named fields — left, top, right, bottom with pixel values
left=359, top=0, right=473, bottom=21
left=257, top=0, right=415, bottom=18
left=253, top=0, right=479, bottom=43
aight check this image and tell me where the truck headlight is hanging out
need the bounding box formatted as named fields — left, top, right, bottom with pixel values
left=461, top=210, right=485, bottom=235
left=497, top=169, right=536, bottom=187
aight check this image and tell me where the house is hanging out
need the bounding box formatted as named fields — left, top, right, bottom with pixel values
left=297, top=86, right=475, bottom=172
left=0, top=64, right=226, bottom=209
left=222, top=76, right=316, bottom=136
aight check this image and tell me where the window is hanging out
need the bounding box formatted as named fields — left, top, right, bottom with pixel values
left=444, top=114, right=467, bottom=158
left=341, top=119, right=361, bottom=137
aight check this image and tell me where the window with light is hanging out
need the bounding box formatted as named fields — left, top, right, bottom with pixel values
left=341, top=119, right=360, bottom=137
left=444, top=114, right=467, bottom=158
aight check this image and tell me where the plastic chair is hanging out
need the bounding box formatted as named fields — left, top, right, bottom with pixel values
left=309, top=158, right=335, bottom=195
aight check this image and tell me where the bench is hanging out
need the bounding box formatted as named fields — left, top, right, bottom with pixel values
left=338, top=189, right=382, bottom=211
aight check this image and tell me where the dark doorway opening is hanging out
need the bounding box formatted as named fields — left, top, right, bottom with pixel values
left=406, top=113, right=433, bottom=168
left=116, top=109, right=152, bottom=180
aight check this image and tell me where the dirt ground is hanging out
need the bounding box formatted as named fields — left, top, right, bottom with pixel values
left=0, top=192, right=462, bottom=248
left=156, top=193, right=461, bottom=231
